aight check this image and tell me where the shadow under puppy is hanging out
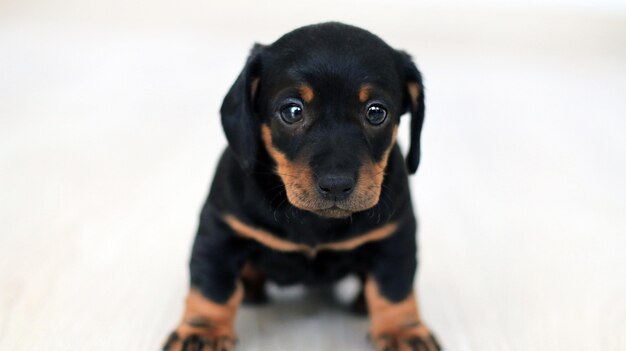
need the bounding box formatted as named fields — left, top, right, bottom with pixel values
left=164, top=22, right=441, bottom=351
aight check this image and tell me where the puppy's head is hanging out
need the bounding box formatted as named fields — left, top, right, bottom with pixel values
left=221, top=22, right=425, bottom=218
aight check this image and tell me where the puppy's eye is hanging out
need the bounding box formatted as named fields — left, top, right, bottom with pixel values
left=279, top=103, right=303, bottom=124
left=366, top=104, right=387, bottom=125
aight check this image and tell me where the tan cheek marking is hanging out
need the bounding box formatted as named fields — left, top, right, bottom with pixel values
left=261, top=124, right=288, bottom=171
left=299, top=84, right=314, bottom=103
left=223, top=214, right=310, bottom=254
left=352, top=126, right=398, bottom=210
left=260, top=124, right=315, bottom=209
left=359, top=84, right=373, bottom=103
left=376, top=125, right=398, bottom=171
left=318, top=222, right=398, bottom=251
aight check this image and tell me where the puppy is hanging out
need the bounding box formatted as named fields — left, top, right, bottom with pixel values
left=163, top=22, right=441, bottom=351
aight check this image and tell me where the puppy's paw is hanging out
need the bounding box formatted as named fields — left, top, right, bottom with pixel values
left=162, top=329, right=236, bottom=351
left=370, top=323, right=441, bottom=351
left=164, top=287, right=243, bottom=350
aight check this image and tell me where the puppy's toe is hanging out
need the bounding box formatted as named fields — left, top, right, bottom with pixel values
left=162, top=331, right=236, bottom=351
left=370, top=324, right=441, bottom=351
left=214, top=336, right=237, bottom=351
left=401, top=334, right=442, bottom=351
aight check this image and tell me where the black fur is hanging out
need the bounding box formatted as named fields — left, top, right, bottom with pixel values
left=220, top=44, right=264, bottom=172
left=192, top=22, right=425, bottom=305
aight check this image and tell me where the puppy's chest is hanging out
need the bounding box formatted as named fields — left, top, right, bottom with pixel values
left=228, top=215, right=397, bottom=258
left=237, top=220, right=396, bottom=285
left=250, top=244, right=370, bottom=286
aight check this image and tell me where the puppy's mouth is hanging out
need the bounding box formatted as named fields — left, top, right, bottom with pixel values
left=312, top=205, right=354, bottom=219
left=283, top=186, right=382, bottom=219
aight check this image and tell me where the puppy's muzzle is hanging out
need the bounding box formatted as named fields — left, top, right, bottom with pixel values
left=316, top=174, right=355, bottom=200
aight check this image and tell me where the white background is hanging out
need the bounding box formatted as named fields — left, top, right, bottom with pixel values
left=1, top=1, right=625, bottom=350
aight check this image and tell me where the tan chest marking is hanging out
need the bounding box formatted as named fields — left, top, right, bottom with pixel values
left=222, top=214, right=397, bottom=257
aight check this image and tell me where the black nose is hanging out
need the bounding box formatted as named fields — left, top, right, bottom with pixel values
left=317, top=175, right=355, bottom=199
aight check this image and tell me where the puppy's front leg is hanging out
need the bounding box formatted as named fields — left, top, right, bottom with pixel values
left=366, top=221, right=441, bottom=351
left=163, top=209, right=250, bottom=351
left=365, top=279, right=441, bottom=351
left=163, top=285, right=242, bottom=351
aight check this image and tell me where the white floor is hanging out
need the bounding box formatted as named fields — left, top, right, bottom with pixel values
left=1, top=1, right=625, bottom=350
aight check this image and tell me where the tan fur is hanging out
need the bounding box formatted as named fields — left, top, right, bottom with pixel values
left=299, top=84, right=314, bottom=103
left=223, top=214, right=310, bottom=254
left=352, top=126, right=397, bottom=211
left=261, top=124, right=318, bottom=211
left=166, top=284, right=243, bottom=350
left=224, top=213, right=397, bottom=257
left=261, top=124, right=397, bottom=217
left=318, top=222, right=397, bottom=251
left=359, top=84, right=373, bottom=103
left=365, top=278, right=439, bottom=351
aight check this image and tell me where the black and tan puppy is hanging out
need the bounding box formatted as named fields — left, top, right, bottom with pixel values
left=163, top=22, right=441, bottom=351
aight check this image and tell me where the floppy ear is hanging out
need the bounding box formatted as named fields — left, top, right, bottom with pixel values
left=220, top=43, right=265, bottom=172
left=397, top=51, right=425, bottom=174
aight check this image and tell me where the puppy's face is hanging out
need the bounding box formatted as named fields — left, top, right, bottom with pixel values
left=254, top=26, right=412, bottom=218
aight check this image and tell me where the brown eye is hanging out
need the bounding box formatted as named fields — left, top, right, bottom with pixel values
left=366, top=104, right=387, bottom=125
left=279, top=103, right=303, bottom=124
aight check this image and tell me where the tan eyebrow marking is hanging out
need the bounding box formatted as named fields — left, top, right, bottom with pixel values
left=299, top=84, right=314, bottom=103
left=359, top=84, right=374, bottom=103
left=223, top=214, right=398, bottom=257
